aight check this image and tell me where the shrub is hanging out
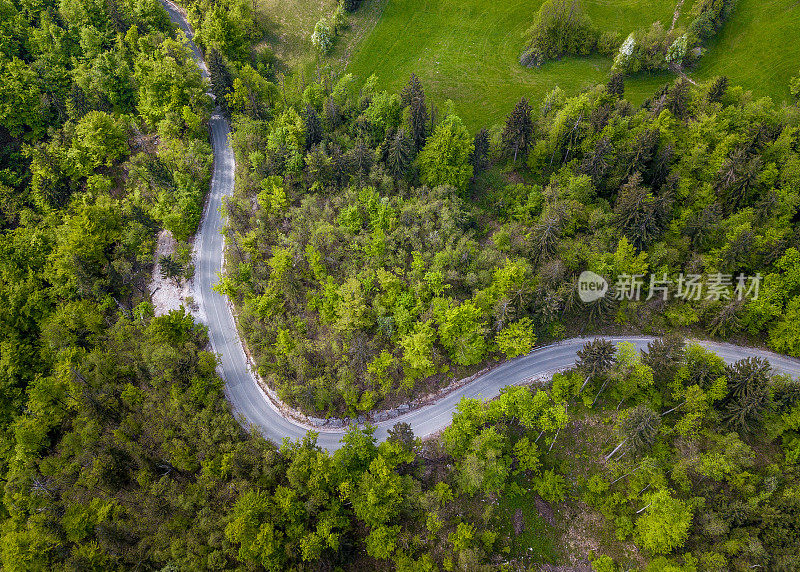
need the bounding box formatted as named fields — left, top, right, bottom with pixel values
left=597, top=31, right=621, bottom=57
left=342, top=0, right=361, bottom=12
left=521, top=0, right=599, bottom=67
left=666, top=34, right=688, bottom=66
left=332, top=2, right=348, bottom=34
left=311, top=17, right=335, bottom=54
left=689, top=0, right=738, bottom=40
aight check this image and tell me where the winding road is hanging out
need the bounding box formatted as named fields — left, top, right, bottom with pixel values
left=160, top=1, right=800, bottom=452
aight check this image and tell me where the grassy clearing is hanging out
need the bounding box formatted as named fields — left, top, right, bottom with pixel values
left=344, top=0, right=680, bottom=130
left=256, top=0, right=799, bottom=131
left=496, top=476, right=561, bottom=565
left=690, top=0, right=800, bottom=104
left=255, top=0, right=386, bottom=79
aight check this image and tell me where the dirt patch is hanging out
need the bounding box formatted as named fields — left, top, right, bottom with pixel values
left=148, top=230, right=203, bottom=322
left=535, top=495, right=557, bottom=527
left=558, top=501, right=645, bottom=569
left=513, top=508, right=525, bottom=536
left=538, top=564, right=592, bottom=572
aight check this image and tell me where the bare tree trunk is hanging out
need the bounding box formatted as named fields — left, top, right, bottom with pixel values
left=605, top=438, right=627, bottom=461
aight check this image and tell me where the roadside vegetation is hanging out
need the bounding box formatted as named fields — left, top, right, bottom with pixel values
left=2, top=0, right=800, bottom=569
left=220, top=64, right=800, bottom=418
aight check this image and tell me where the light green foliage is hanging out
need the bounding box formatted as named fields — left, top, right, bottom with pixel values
left=456, top=427, right=511, bottom=495
left=258, top=175, right=288, bottom=215
left=522, top=0, right=599, bottom=66
left=534, top=469, right=567, bottom=502
left=448, top=521, right=475, bottom=553
left=363, top=91, right=402, bottom=140
left=69, top=111, right=128, bottom=177
left=311, top=17, right=335, bottom=54
left=0, top=56, right=43, bottom=138
left=635, top=489, right=693, bottom=555
left=400, top=320, right=437, bottom=384
left=496, top=317, right=537, bottom=359
left=417, top=111, right=474, bottom=193
left=513, top=436, right=541, bottom=474
left=438, top=301, right=487, bottom=366
left=612, top=342, right=655, bottom=404
left=352, top=455, right=405, bottom=528
left=134, top=37, right=207, bottom=129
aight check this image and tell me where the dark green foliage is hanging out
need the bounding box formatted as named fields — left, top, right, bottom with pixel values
left=665, top=77, right=691, bottom=119
left=642, top=335, right=685, bottom=387
left=522, top=0, right=599, bottom=67
left=577, top=339, right=616, bottom=380
left=613, top=172, right=672, bottom=250
left=401, top=73, right=428, bottom=151
left=502, top=97, right=533, bottom=163
left=343, top=0, right=362, bottom=12
left=159, top=254, right=183, bottom=281
left=471, top=128, right=490, bottom=175
left=721, top=357, right=773, bottom=434
left=620, top=404, right=661, bottom=456
left=383, top=128, right=413, bottom=180
left=607, top=72, right=625, bottom=98
left=208, top=47, right=234, bottom=114
left=707, top=75, right=729, bottom=103
left=304, top=104, right=323, bottom=149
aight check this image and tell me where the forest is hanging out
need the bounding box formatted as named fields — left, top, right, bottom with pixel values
left=1, top=0, right=799, bottom=568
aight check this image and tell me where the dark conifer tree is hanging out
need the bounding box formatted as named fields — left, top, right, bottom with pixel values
left=304, top=104, right=323, bottom=150
left=666, top=78, right=690, bottom=119
left=607, top=72, right=625, bottom=98
left=208, top=47, right=233, bottom=115
left=614, top=172, right=671, bottom=249
left=502, top=97, right=533, bottom=163
left=384, top=129, right=413, bottom=181
left=707, top=76, right=728, bottom=103
left=401, top=73, right=428, bottom=151
left=470, top=128, right=490, bottom=175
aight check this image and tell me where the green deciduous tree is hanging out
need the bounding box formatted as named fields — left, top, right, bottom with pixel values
left=417, top=110, right=473, bottom=194
left=495, top=317, right=536, bottom=359
left=635, top=489, right=693, bottom=555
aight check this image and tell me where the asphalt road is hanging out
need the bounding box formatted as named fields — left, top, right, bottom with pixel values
left=159, top=1, right=800, bottom=452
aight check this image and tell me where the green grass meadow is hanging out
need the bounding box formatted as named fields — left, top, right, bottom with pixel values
left=343, top=0, right=799, bottom=130
left=257, top=0, right=800, bottom=130
left=344, top=0, right=681, bottom=129
left=691, top=0, right=800, bottom=104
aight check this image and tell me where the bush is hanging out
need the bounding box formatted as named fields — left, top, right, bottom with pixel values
left=522, top=0, right=599, bottom=66
left=311, top=17, right=335, bottom=54
left=342, top=0, right=361, bottom=12
left=332, top=2, right=348, bottom=34
left=665, top=34, right=688, bottom=66
left=597, top=31, right=621, bottom=57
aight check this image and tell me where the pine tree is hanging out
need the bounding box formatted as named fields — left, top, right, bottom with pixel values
left=401, top=73, right=428, bottom=151
left=614, top=172, right=671, bottom=249
left=576, top=338, right=616, bottom=392
left=384, top=129, right=413, bottom=181
left=607, top=72, right=625, bottom=98
left=665, top=78, right=690, bottom=119
left=620, top=405, right=661, bottom=456
left=471, top=128, right=490, bottom=175
left=208, top=47, right=233, bottom=115
left=502, top=97, right=533, bottom=163
left=707, top=76, right=728, bottom=103
left=304, top=104, right=323, bottom=150
left=721, top=357, right=773, bottom=434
